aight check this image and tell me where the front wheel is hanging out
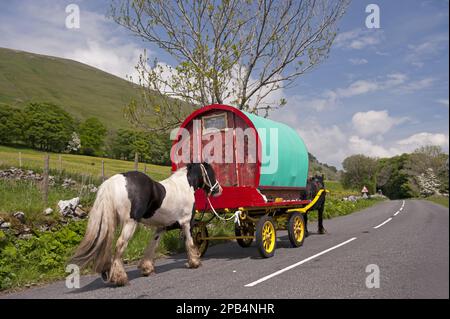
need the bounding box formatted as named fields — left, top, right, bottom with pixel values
left=288, top=212, right=305, bottom=247
left=255, top=216, right=277, bottom=258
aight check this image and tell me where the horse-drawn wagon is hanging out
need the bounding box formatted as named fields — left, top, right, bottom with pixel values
left=171, top=104, right=327, bottom=258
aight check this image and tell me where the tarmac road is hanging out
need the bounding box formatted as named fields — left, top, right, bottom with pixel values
left=2, top=199, right=448, bottom=299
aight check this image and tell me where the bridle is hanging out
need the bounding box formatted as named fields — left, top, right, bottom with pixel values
left=199, top=164, right=220, bottom=196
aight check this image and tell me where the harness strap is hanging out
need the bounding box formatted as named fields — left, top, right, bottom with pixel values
left=206, top=196, right=240, bottom=223
left=200, top=164, right=219, bottom=195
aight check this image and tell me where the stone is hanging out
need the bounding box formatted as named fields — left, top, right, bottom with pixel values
left=13, top=211, right=25, bottom=223
left=73, top=207, right=87, bottom=218
left=0, top=222, right=11, bottom=229
left=19, top=233, right=33, bottom=240
left=57, top=197, right=80, bottom=216
left=44, top=208, right=53, bottom=215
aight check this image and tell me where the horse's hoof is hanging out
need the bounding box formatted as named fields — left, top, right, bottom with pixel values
left=318, top=228, right=327, bottom=234
left=110, top=273, right=129, bottom=286
left=101, top=271, right=109, bottom=283
left=305, top=231, right=310, bottom=238
left=185, top=261, right=201, bottom=269
left=139, top=260, right=155, bottom=276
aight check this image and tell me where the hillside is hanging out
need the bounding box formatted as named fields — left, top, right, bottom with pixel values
left=308, top=153, right=341, bottom=181
left=0, top=47, right=142, bottom=129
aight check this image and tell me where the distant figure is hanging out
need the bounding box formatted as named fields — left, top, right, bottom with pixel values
left=361, top=185, right=369, bottom=199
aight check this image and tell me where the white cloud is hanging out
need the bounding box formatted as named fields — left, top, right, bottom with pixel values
left=335, top=28, right=383, bottom=50
left=397, top=132, right=449, bottom=149
left=336, top=80, right=379, bottom=98
left=295, top=72, right=436, bottom=112
left=65, top=40, right=143, bottom=80
left=406, top=34, right=449, bottom=67
left=399, top=77, right=435, bottom=93
left=349, top=58, right=368, bottom=65
left=436, top=99, right=449, bottom=107
left=352, top=110, right=407, bottom=137
left=348, top=136, right=393, bottom=158
left=384, top=73, right=408, bottom=87
left=0, top=1, right=145, bottom=81
left=296, top=122, right=348, bottom=167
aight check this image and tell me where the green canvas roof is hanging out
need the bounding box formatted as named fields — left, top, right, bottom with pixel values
left=242, top=111, right=309, bottom=188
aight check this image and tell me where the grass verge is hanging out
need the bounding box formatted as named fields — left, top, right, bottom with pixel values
left=426, top=195, right=449, bottom=208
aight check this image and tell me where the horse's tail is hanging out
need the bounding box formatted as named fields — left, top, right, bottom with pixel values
left=71, top=179, right=117, bottom=273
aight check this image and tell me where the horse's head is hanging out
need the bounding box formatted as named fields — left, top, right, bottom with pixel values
left=306, top=174, right=325, bottom=197
left=186, top=162, right=223, bottom=197
left=311, top=174, right=325, bottom=189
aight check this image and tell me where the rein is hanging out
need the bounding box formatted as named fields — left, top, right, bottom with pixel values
left=199, top=164, right=219, bottom=196
left=199, top=164, right=240, bottom=224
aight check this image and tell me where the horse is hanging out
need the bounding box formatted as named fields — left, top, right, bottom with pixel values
left=303, top=174, right=327, bottom=236
left=70, top=162, right=222, bottom=286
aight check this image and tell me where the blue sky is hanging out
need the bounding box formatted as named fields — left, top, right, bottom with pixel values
left=0, top=0, right=448, bottom=168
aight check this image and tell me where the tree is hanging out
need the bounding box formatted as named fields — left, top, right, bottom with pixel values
left=79, top=117, right=107, bottom=156
left=406, top=145, right=449, bottom=195
left=0, top=105, right=23, bottom=144
left=22, top=102, right=76, bottom=152
left=376, top=154, right=416, bottom=199
left=111, top=0, right=350, bottom=130
left=110, top=129, right=171, bottom=165
left=67, top=132, right=82, bottom=153
left=342, top=154, right=378, bottom=193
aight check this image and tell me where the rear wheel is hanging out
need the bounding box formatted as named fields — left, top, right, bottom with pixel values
left=255, top=216, right=276, bottom=258
left=288, top=212, right=305, bottom=247
left=235, top=222, right=254, bottom=248
left=191, top=223, right=209, bottom=257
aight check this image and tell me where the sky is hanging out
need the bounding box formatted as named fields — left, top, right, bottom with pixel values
left=0, top=0, right=448, bottom=168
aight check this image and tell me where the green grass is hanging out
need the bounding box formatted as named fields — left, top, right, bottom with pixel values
left=426, top=195, right=449, bottom=208
left=0, top=145, right=171, bottom=181
left=0, top=179, right=85, bottom=225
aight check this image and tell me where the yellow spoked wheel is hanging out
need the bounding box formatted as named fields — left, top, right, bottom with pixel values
left=191, top=223, right=209, bottom=257
left=256, top=216, right=277, bottom=258
left=288, top=212, right=305, bottom=247
left=235, top=222, right=254, bottom=248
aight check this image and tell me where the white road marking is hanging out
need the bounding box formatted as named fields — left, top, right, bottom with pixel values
left=394, top=200, right=405, bottom=216
left=374, top=217, right=392, bottom=229
left=244, top=237, right=357, bottom=287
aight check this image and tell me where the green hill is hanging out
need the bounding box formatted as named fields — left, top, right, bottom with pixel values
left=0, top=47, right=142, bottom=129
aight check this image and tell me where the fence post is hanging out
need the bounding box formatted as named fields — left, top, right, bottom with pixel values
left=43, top=154, right=49, bottom=207
left=144, top=164, right=147, bottom=174
left=134, top=152, right=138, bottom=171
left=19, top=152, right=22, bottom=168
left=101, top=160, right=105, bottom=181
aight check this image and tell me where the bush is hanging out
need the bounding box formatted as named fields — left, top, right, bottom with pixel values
left=0, top=221, right=86, bottom=290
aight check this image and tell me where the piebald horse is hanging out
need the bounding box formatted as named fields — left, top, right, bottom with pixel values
left=71, top=163, right=222, bottom=286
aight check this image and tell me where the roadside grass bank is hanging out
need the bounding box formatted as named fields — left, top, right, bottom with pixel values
left=425, top=195, right=449, bottom=208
